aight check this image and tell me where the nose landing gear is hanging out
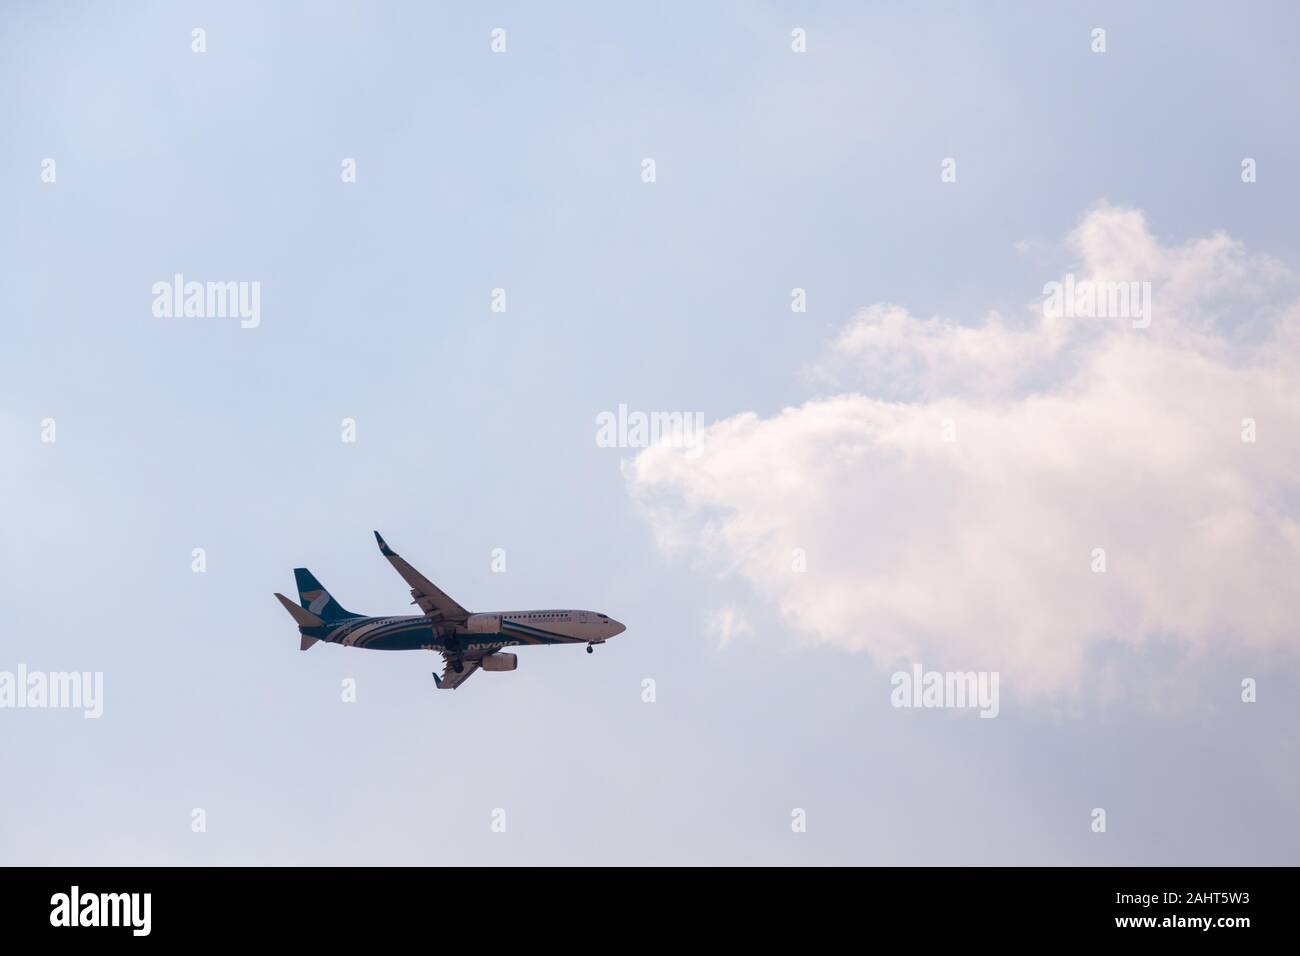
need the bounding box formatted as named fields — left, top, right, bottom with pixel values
left=586, top=644, right=594, bottom=654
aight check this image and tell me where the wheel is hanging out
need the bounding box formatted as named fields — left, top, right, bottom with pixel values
left=586, top=645, right=594, bottom=654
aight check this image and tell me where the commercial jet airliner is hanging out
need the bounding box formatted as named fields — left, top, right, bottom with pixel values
left=273, top=532, right=626, bottom=689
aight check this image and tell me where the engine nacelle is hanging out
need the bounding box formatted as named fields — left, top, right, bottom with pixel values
left=465, top=614, right=501, bottom=634
left=480, top=652, right=518, bottom=672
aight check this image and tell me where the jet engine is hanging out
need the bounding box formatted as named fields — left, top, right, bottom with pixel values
left=480, top=652, right=518, bottom=672
left=465, top=614, right=501, bottom=634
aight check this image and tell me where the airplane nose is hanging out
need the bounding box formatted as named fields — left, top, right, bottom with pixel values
left=611, top=620, right=626, bottom=636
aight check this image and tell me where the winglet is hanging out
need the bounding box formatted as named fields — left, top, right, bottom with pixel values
left=374, top=531, right=395, bottom=556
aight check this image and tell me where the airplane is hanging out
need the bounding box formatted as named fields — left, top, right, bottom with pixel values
left=273, top=532, right=627, bottom=689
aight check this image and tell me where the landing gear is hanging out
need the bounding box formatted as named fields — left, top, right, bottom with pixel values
left=441, top=630, right=465, bottom=674
left=586, top=644, right=594, bottom=654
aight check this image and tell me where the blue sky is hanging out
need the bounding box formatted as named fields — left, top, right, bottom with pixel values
left=3, top=1, right=1298, bottom=864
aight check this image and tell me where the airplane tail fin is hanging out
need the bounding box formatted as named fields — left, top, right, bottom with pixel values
left=292, top=568, right=358, bottom=622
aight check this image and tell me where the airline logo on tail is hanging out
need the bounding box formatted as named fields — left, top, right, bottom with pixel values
left=301, top=590, right=330, bottom=615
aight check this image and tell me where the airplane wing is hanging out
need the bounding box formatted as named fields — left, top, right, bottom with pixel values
left=373, top=531, right=471, bottom=623
left=433, top=656, right=481, bottom=690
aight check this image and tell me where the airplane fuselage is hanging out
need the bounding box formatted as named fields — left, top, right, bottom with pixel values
left=304, top=609, right=625, bottom=653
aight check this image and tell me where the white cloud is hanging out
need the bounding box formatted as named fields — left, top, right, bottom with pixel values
left=807, top=303, right=1069, bottom=400
left=628, top=205, right=1300, bottom=699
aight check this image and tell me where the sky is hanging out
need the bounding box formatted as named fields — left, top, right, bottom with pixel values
left=2, top=1, right=1298, bottom=865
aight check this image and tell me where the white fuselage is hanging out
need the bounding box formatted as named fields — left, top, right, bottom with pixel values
left=466, top=609, right=627, bottom=651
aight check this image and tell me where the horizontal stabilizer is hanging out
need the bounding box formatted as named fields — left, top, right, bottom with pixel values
left=300, top=634, right=319, bottom=651
left=275, top=592, right=325, bottom=628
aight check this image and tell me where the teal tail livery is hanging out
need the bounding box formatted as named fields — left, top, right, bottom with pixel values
left=273, top=532, right=627, bottom=690
left=292, top=568, right=356, bottom=622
